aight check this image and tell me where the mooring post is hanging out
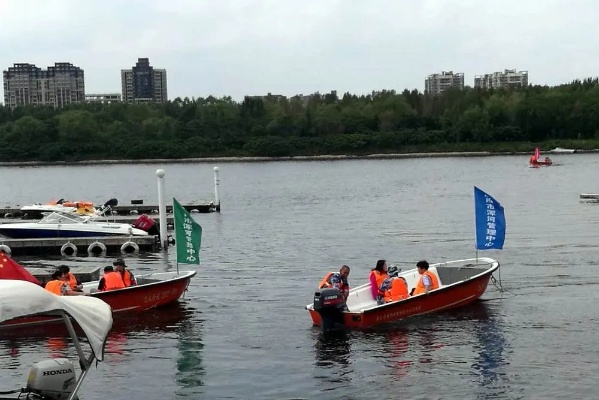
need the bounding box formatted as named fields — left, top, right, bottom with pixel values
left=213, top=166, right=221, bottom=212
left=156, top=169, right=169, bottom=250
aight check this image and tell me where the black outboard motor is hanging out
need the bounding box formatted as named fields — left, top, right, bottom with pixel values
left=313, top=288, right=346, bottom=331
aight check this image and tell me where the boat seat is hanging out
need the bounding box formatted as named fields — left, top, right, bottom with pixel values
left=435, top=266, right=487, bottom=286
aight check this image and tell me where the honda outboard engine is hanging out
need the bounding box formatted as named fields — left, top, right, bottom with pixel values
left=133, top=214, right=159, bottom=235
left=25, top=358, right=77, bottom=400
left=313, top=288, right=346, bottom=331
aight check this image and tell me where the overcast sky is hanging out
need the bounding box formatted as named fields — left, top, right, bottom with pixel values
left=1, top=0, right=598, bottom=101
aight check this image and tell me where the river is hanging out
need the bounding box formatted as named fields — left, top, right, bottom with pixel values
left=1, top=153, right=599, bottom=399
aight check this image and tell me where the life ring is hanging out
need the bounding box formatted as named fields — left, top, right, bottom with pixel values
left=60, top=242, right=78, bottom=257
left=87, top=241, right=107, bottom=256
left=0, top=244, right=12, bottom=255
left=120, top=241, right=139, bottom=254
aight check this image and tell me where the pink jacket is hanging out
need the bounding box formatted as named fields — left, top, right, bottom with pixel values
left=369, top=272, right=379, bottom=299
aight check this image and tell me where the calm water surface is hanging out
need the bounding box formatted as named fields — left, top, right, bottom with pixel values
left=1, top=154, right=599, bottom=399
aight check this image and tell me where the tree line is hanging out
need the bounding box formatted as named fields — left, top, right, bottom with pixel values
left=1, top=78, right=599, bottom=161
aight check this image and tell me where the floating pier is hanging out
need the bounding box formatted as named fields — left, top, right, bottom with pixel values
left=1, top=164, right=223, bottom=219
left=0, top=202, right=217, bottom=219
left=0, top=167, right=221, bottom=257
left=0, top=235, right=159, bottom=257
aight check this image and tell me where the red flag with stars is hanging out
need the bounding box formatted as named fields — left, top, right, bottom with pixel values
left=0, top=253, right=41, bottom=285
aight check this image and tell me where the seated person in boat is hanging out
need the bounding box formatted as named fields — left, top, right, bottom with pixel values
left=319, top=265, right=351, bottom=299
left=370, top=261, right=408, bottom=305
left=97, top=266, right=126, bottom=291
left=58, top=264, right=83, bottom=292
left=44, top=270, right=87, bottom=296
left=380, top=265, right=409, bottom=303
left=411, top=260, right=439, bottom=296
left=113, top=258, right=136, bottom=287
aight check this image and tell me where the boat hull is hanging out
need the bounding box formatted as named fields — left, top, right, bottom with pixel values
left=308, top=263, right=496, bottom=329
left=529, top=161, right=552, bottom=167
left=0, top=271, right=196, bottom=330
left=0, top=227, right=147, bottom=239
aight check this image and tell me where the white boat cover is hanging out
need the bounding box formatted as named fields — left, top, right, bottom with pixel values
left=0, top=280, right=113, bottom=361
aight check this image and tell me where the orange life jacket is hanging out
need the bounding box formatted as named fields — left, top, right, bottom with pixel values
left=413, top=271, right=439, bottom=295
left=318, top=272, right=335, bottom=289
left=384, top=278, right=409, bottom=303
left=45, top=280, right=65, bottom=295
left=66, top=273, right=78, bottom=290
left=370, top=270, right=389, bottom=296
left=120, top=270, right=134, bottom=287
left=103, top=272, right=126, bottom=291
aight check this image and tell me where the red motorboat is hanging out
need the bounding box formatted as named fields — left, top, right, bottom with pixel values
left=306, top=257, right=499, bottom=330
left=529, top=147, right=552, bottom=167
left=1, top=271, right=196, bottom=330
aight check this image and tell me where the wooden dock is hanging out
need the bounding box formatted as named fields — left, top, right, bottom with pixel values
left=0, top=201, right=219, bottom=219
left=0, top=235, right=159, bottom=257
left=25, top=265, right=102, bottom=286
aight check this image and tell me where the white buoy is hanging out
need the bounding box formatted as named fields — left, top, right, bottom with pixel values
left=213, top=166, right=220, bottom=211
left=156, top=169, right=169, bottom=250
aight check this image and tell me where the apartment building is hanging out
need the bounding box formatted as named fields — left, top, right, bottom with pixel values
left=474, top=69, right=529, bottom=89
left=2, top=62, right=85, bottom=108
left=121, top=58, right=168, bottom=103
left=424, top=71, right=465, bottom=95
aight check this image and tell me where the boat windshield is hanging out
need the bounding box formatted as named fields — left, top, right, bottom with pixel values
left=39, top=211, right=90, bottom=224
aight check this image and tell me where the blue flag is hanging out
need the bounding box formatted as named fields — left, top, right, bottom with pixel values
left=474, top=187, right=506, bottom=250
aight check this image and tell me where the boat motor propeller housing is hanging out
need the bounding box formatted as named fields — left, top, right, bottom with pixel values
left=313, top=288, right=346, bottom=331
left=25, top=358, right=77, bottom=400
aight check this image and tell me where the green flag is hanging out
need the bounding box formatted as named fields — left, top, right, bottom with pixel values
left=173, top=198, right=202, bottom=265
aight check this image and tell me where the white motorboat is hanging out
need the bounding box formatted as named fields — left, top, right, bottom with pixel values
left=550, top=147, right=577, bottom=154
left=0, top=209, right=155, bottom=239
left=0, top=279, right=112, bottom=400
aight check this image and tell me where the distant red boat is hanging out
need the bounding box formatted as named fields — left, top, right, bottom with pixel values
left=306, top=258, right=499, bottom=330
left=529, top=147, right=552, bottom=167
left=1, top=271, right=196, bottom=330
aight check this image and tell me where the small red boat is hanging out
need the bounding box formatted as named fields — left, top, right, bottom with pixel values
left=1, top=271, right=196, bottom=330
left=306, top=257, right=499, bottom=330
left=529, top=147, right=552, bottom=167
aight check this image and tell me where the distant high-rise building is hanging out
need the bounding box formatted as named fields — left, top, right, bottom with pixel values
left=474, top=69, right=529, bottom=89
left=424, top=71, right=465, bottom=96
left=2, top=62, right=85, bottom=108
left=121, top=58, right=167, bottom=103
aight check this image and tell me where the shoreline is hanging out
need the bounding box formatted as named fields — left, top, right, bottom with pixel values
left=0, top=149, right=597, bottom=167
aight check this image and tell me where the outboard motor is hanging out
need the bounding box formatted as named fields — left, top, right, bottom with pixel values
left=133, top=214, right=159, bottom=235
left=24, top=358, right=77, bottom=399
left=313, top=288, right=346, bottom=331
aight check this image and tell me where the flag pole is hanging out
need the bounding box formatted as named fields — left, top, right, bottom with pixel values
left=173, top=198, right=179, bottom=276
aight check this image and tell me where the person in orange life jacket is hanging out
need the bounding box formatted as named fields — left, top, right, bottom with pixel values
left=369, top=260, right=390, bottom=305
left=113, top=258, right=136, bottom=287
left=97, top=266, right=126, bottom=291
left=411, top=260, right=439, bottom=296
left=379, top=265, right=409, bottom=303
left=319, top=265, right=351, bottom=299
left=45, top=270, right=86, bottom=296
left=57, top=265, right=82, bottom=291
